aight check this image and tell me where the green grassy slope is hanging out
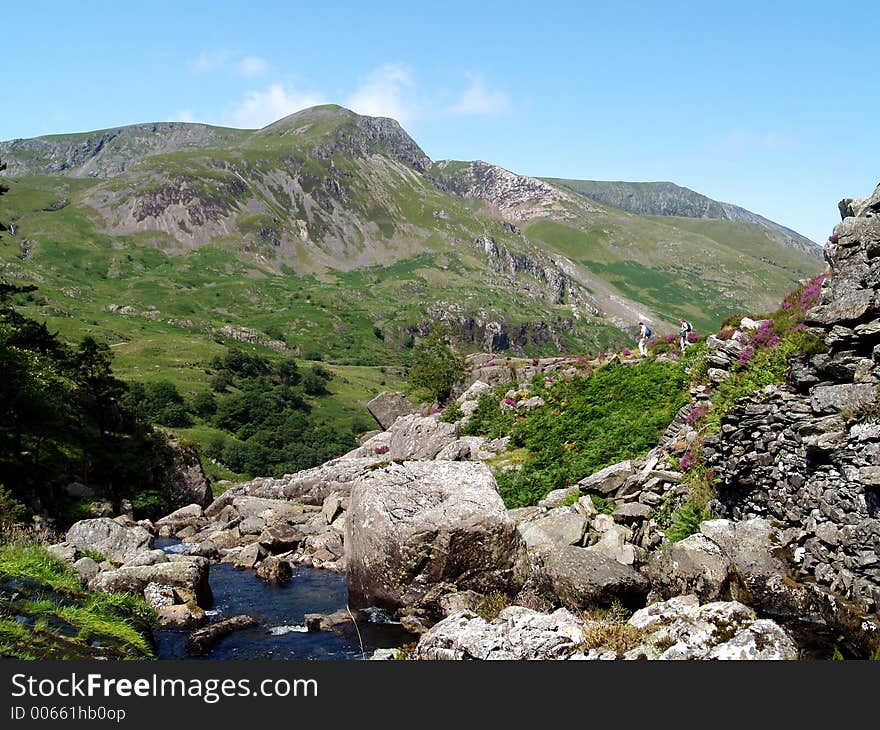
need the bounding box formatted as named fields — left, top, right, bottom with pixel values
left=0, top=106, right=823, bottom=425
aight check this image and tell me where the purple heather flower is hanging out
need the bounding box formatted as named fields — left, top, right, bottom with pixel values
left=686, top=404, right=709, bottom=426
left=680, top=449, right=696, bottom=472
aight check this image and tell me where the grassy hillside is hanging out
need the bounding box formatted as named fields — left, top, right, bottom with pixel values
left=0, top=106, right=824, bottom=475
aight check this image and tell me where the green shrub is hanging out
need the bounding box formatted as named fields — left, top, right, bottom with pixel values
left=406, top=326, right=466, bottom=405
left=475, top=591, right=510, bottom=621
left=393, top=643, right=417, bottom=660
left=665, top=501, right=711, bottom=543
left=0, top=485, right=26, bottom=531
left=79, top=549, right=106, bottom=564
left=477, top=360, right=688, bottom=507
left=462, top=388, right=516, bottom=439
left=439, top=402, right=464, bottom=423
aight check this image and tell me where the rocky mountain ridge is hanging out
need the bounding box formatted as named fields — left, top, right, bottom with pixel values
left=1, top=105, right=823, bottom=354
left=544, top=177, right=822, bottom=259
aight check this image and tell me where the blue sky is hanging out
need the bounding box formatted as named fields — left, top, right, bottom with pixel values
left=3, top=0, right=878, bottom=243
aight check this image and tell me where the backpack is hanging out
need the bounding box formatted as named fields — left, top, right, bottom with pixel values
left=644, top=325, right=652, bottom=337
left=685, top=321, right=693, bottom=332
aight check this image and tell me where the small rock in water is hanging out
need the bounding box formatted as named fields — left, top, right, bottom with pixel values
left=186, top=615, right=256, bottom=656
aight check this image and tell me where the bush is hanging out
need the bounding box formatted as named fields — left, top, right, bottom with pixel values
left=462, top=388, right=516, bottom=440
left=302, top=367, right=330, bottom=396
left=406, top=326, right=467, bottom=405
left=665, top=501, right=712, bottom=543
left=483, top=361, right=688, bottom=507
left=439, top=402, right=464, bottom=423
left=475, top=591, right=510, bottom=621
left=191, top=391, right=217, bottom=418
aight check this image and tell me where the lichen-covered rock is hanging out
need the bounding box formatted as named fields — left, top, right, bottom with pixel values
left=346, top=461, right=529, bottom=616
left=628, top=598, right=798, bottom=660
left=577, top=460, right=635, bottom=494
left=416, top=606, right=586, bottom=660
left=518, top=508, right=587, bottom=555
left=65, top=518, right=153, bottom=564
left=384, top=415, right=458, bottom=460
left=415, top=596, right=797, bottom=660
left=73, top=556, right=101, bottom=584
left=90, top=556, right=212, bottom=607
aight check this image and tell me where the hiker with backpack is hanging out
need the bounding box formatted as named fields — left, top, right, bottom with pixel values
left=679, top=319, right=693, bottom=350
left=638, top=321, right=652, bottom=356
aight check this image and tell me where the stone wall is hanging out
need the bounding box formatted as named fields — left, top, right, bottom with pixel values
left=704, top=184, right=880, bottom=617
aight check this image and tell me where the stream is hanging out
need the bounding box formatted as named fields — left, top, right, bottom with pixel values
left=151, top=541, right=852, bottom=660
left=153, top=539, right=413, bottom=660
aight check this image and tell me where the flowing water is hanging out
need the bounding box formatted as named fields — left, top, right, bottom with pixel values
left=153, top=539, right=413, bottom=660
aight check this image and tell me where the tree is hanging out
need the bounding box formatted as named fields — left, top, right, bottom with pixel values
left=407, top=325, right=467, bottom=405
left=302, top=364, right=330, bottom=395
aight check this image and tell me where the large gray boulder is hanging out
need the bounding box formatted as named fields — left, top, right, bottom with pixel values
left=346, top=461, right=529, bottom=614
left=155, top=504, right=206, bottom=533
left=385, top=414, right=458, bottom=460
left=89, top=556, right=212, bottom=607
left=65, top=518, right=153, bottom=564
left=163, top=441, right=213, bottom=509
left=645, top=534, right=733, bottom=602
left=518, top=508, right=587, bottom=556
left=544, top=546, right=649, bottom=609
left=810, top=383, right=877, bottom=414
left=366, top=391, right=415, bottom=429
left=280, top=458, right=377, bottom=503
left=699, top=518, right=784, bottom=589
left=577, top=460, right=635, bottom=495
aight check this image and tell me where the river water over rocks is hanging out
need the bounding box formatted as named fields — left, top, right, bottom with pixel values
left=153, top=539, right=412, bottom=660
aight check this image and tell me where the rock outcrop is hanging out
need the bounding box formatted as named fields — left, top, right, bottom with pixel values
left=414, top=596, right=798, bottom=661
left=161, top=441, right=214, bottom=510
left=346, top=461, right=529, bottom=621
left=63, top=518, right=153, bottom=564
left=365, top=391, right=415, bottom=429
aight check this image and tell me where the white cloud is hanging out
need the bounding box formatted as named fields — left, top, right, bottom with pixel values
left=193, top=50, right=231, bottom=73
left=344, top=64, right=420, bottom=126
left=448, top=73, right=509, bottom=116
left=226, top=83, right=327, bottom=129
left=237, top=56, right=269, bottom=78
